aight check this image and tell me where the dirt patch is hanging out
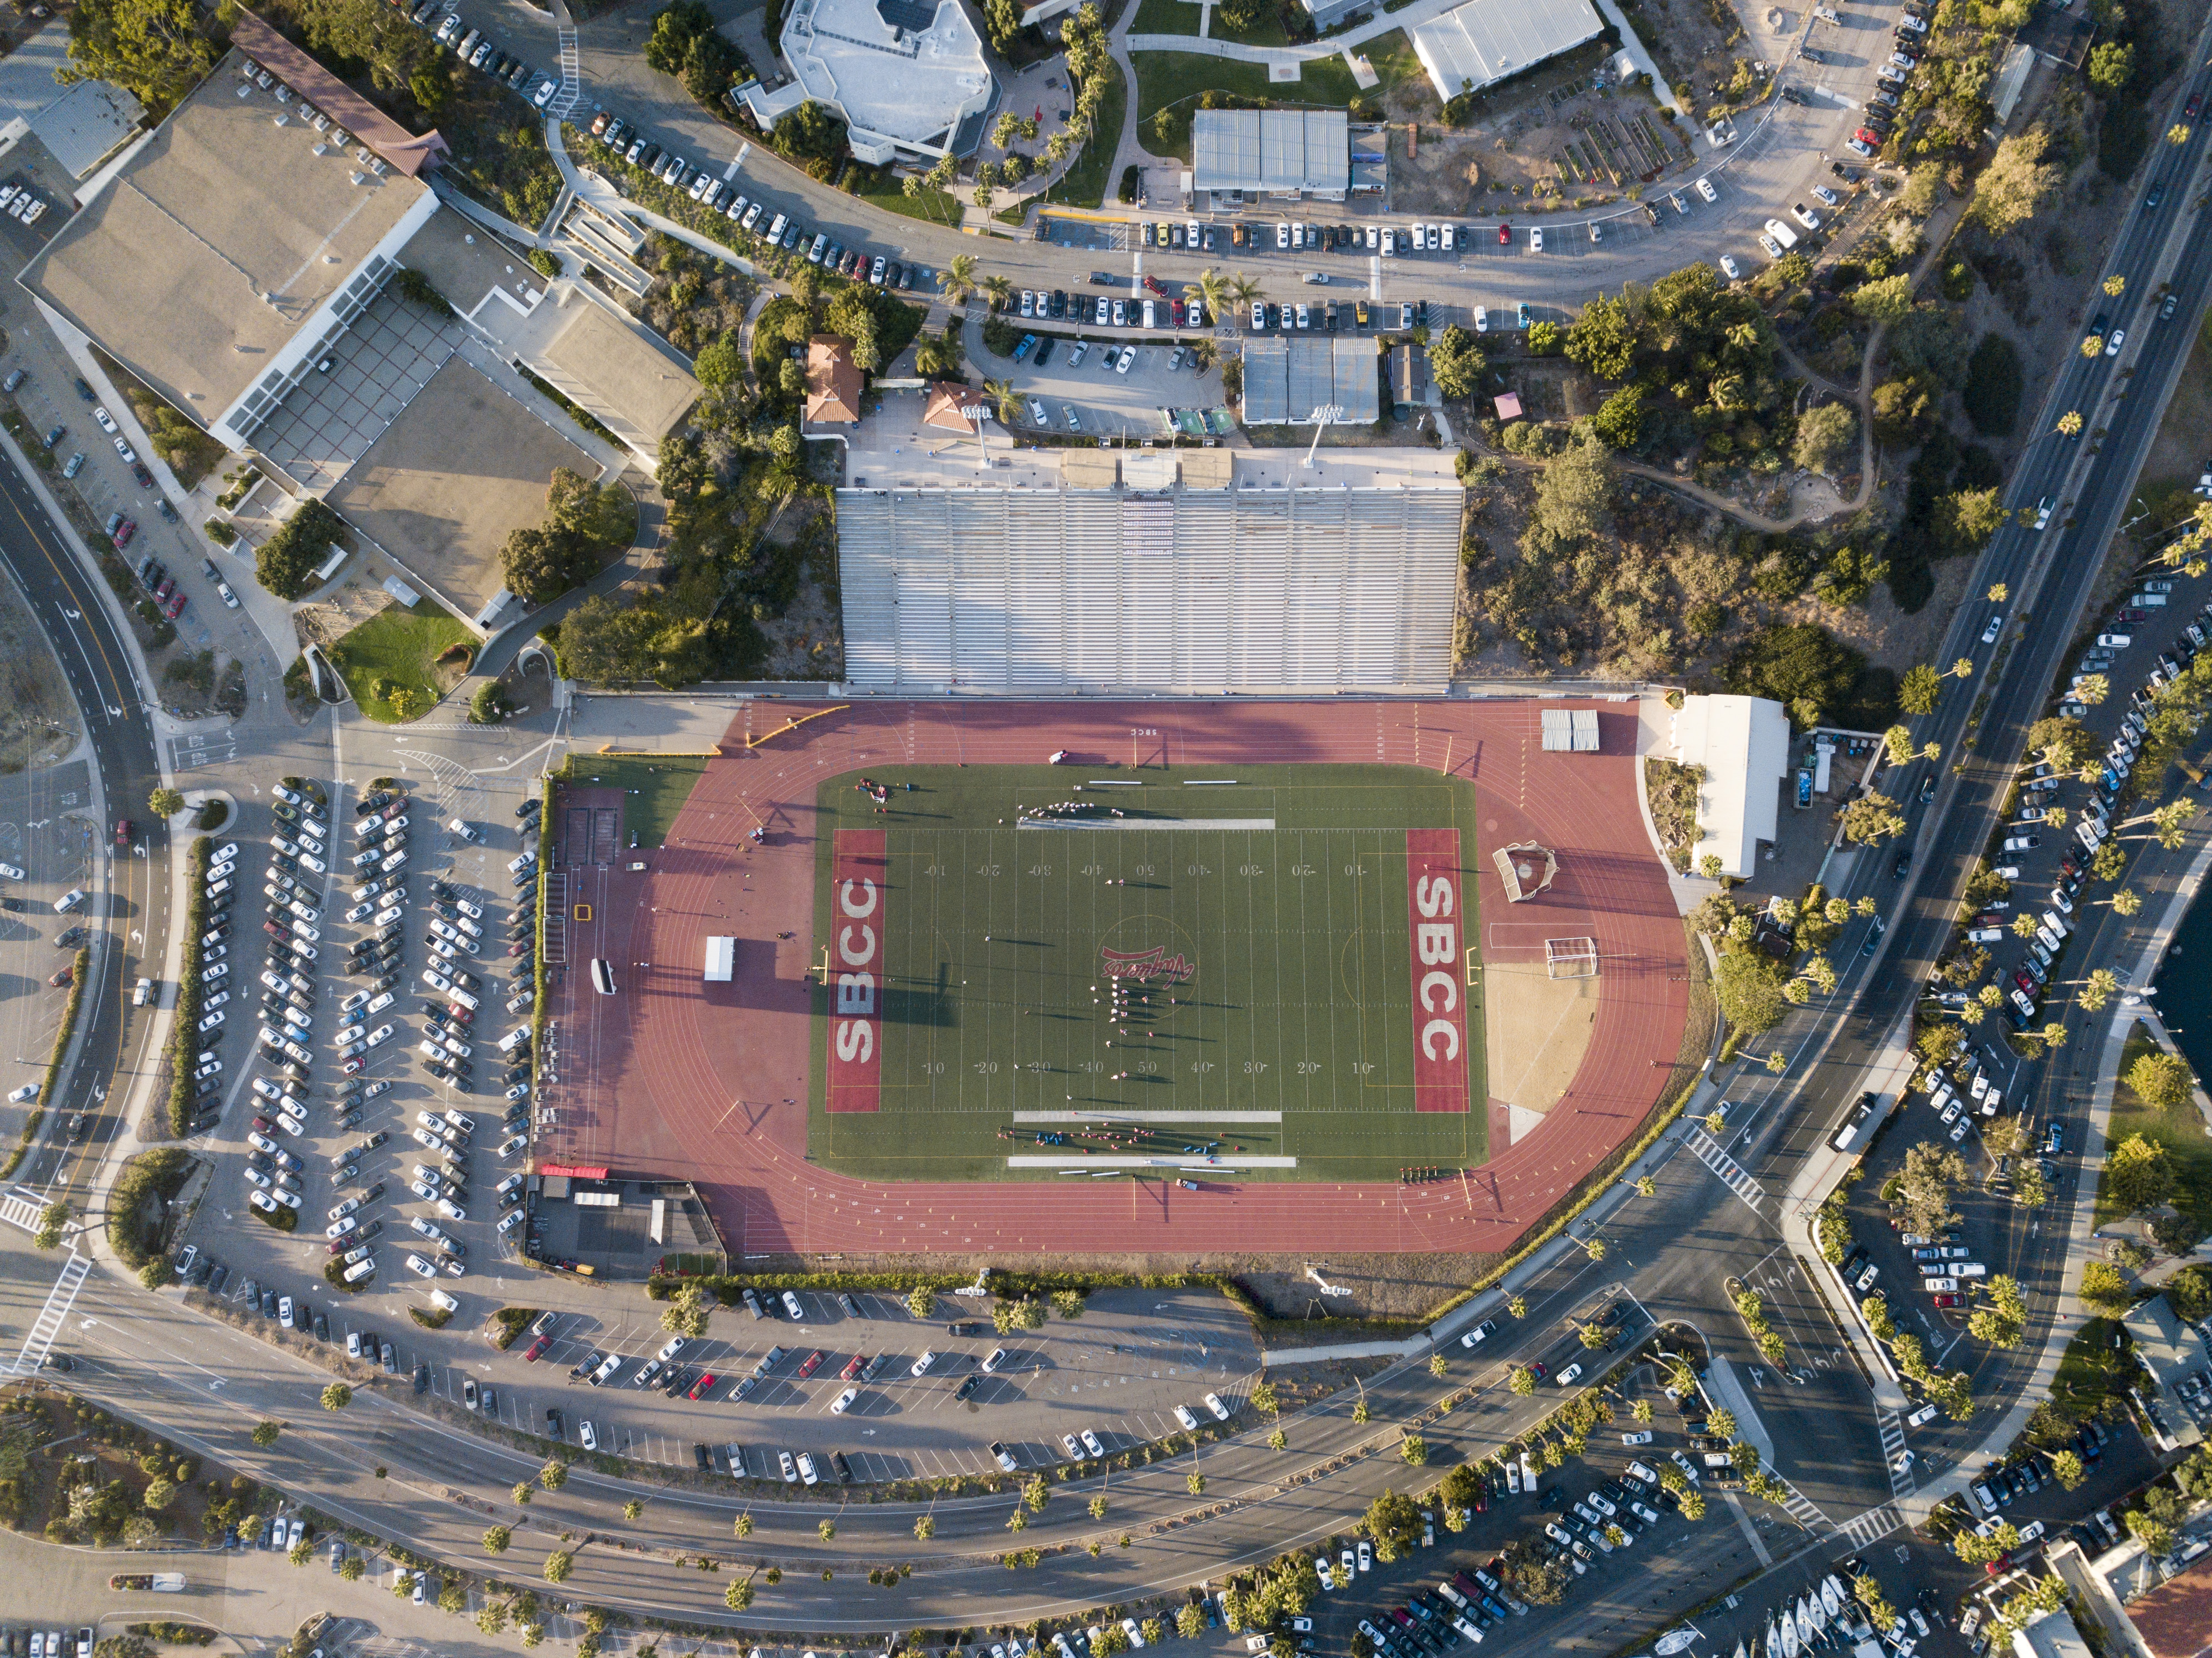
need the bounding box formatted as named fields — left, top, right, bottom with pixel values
left=0, top=560, right=80, bottom=771
left=1617, top=0, right=1748, bottom=108
left=2142, top=315, right=2212, bottom=499
left=1393, top=52, right=1698, bottom=216
left=1778, top=551, right=1974, bottom=680
left=1483, top=962, right=1601, bottom=1129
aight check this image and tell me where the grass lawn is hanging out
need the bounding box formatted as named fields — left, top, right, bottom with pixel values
left=326, top=600, right=474, bottom=724
left=2095, top=1023, right=2212, bottom=1236
left=1130, top=0, right=1205, bottom=34
left=2049, top=1317, right=2131, bottom=1428
left=1041, top=61, right=1129, bottom=209
left=807, top=762, right=1487, bottom=1183
left=559, top=753, right=712, bottom=848
left=1360, top=28, right=1426, bottom=96
left=1131, top=52, right=1363, bottom=162
left=848, top=169, right=965, bottom=229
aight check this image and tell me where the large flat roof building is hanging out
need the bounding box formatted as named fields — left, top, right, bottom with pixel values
left=837, top=483, right=1460, bottom=692
left=1409, top=0, right=1604, bottom=102
left=1192, top=109, right=1348, bottom=200
left=740, top=0, right=996, bottom=165
left=1241, top=335, right=1379, bottom=424
left=1670, top=695, right=1792, bottom=879
left=0, top=22, right=144, bottom=179
left=21, top=48, right=437, bottom=451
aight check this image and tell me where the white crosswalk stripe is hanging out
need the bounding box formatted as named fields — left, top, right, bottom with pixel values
left=1836, top=1503, right=1905, bottom=1549
left=1686, top=1127, right=1768, bottom=1214
left=550, top=28, right=582, bottom=118
left=1877, top=1406, right=1917, bottom=1498
left=12, top=1252, right=89, bottom=1374
left=0, top=1186, right=43, bottom=1232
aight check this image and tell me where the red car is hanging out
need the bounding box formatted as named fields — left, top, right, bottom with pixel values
left=2188, top=93, right=2202, bottom=119
left=1170, top=300, right=1185, bottom=327
left=524, top=1335, right=551, bottom=1362
left=1498, top=223, right=1512, bottom=244
left=796, top=1349, right=826, bottom=1379
left=1855, top=127, right=1883, bottom=147
left=1984, top=1553, right=2014, bottom=1574
left=1141, top=274, right=1166, bottom=296
left=110, top=518, right=136, bottom=550
left=162, top=590, right=186, bottom=618
left=839, top=1354, right=866, bottom=1381
left=687, top=1371, right=719, bottom=1400
left=115, top=818, right=131, bottom=847
left=1932, top=1292, right=1965, bottom=1308
left=48, top=965, right=72, bottom=987
left=1529, top=1360, right=1549, bottom=1380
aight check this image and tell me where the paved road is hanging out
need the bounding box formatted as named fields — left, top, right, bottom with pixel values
left=0, top=443, right=173, bottom=1205
left=446, top=0, right=1899, bottom=325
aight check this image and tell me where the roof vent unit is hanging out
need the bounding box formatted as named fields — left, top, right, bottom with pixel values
left=236, top=83, right=252, bottom=99
left=273, top=112, right=289, bottom=125
left=239, top=57, right=258, bottom=78
left=312, top=141, right=327, bottom=156
left=370, top=157, right=388, bottom=176
left=332, top=130, right=351, bottom=147
left=348, top=170, right=365, bottom=186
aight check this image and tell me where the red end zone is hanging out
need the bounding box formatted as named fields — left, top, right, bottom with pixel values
left=826, top=829, right=885, bottom=1113
left=1406, top=828, right=1469, bottom=1113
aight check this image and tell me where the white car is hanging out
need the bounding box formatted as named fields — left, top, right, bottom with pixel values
left=832, top=1387, right=858, bottom=1413
left=782, top=1289, right=804, bottom=1318
left=1694, top=177, right=1718, bottom=203
left=1529, top=227, right=1544, bottom=252
left=7, top=1082, right=37, bottom=1103
left=1080, top=1428, right=1105, bottom=1457
left=778, top=1451, right=799, bottom=1482
left=1791, top=202, right=1821, bottom=230
left=1202, top=1391, right=1230, bottom=1419
left=405, top=1253, right=437, bottom=1278
left=366, top=1023, right=396, bottom=1048
left=912, top=1350, right=938, bottom=1376
left=1472, top=306, right=1488, bottom=332
left=1174, top=1404, right=1199, bottom=1430
left=1719, top=254, right=1741, bottom=280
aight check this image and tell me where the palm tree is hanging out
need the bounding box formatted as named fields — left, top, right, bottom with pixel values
left=1228, top=270, right=1263, bottom=326
left=982, top=274, right=1014, bottom=314
left=944, top=254, right=980, bottom=309
left=1186, top=267, right=1232, bottom=326
left=1189, top=339, right=1218, bottom=376
left=982, top=378, right=1021, bottom=424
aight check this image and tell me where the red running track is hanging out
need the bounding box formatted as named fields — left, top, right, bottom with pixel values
left=537, top=700, right=1689, bottom=1259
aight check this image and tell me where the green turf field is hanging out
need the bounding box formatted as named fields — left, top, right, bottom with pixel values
left=807, top=764, right=1486, bottom=1182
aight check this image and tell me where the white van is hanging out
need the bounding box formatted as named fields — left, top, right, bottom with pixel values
left=1141, top=299, right=1156, bottom=329
left=1923, top=1276, right=1958, bottom=1293
left=1763, top=217, right=1799, bottom=249
left=343, top=1257, right=378, bottom=1283
left=498, top=1025, right=530, bottom=1055
left=2042, top=911, right=2072, bottom=939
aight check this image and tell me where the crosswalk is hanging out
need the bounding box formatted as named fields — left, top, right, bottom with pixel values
left=1877, top=1406, right=1916, bottom=1498
left=0, top=1186, right=45, bottom=1232
left=11, top=1252, right=89, bottom=1374
left=550, top=28, right=582, bottom=119
left=1686, top=1127, right=1768, bottom=1214
left=1836, top=1503, right=1906, bottom=1549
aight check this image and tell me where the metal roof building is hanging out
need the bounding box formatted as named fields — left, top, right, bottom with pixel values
left=837, top=484, right=1460, bottom=692
left=1409, top=0, right=1604, bottom=102
left=1241, top=336, right=1379, bottom=425
left=1192, top=109, right=1349, bottom=199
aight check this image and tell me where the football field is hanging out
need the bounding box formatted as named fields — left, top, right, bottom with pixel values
left=808, top=764, right=1486, bottom=1183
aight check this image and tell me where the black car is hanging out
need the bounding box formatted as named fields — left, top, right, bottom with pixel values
left=954, top=1374, right=980, bottom=1400
left=313, top=1311, right=329, bottom=1341
left=693, top=1442, right=712, bottom=1471
left=948, top=1321, right=986, bottom=1337
left=546, top=1407, right=564, bottom=1439
left=206, top=1263, right=228, bottom=1296
left=1892, top=849, right=1912, bottom=878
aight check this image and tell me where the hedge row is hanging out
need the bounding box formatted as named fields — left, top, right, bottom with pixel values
left=48, top=947, right=89, bottom=1104
left=167, top=837, right=213, bottom=1136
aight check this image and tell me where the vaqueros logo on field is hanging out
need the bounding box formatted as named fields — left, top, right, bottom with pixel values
left=1099, top=945, right=1195, bottom=984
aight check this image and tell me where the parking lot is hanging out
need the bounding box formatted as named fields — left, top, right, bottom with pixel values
left=181, top=760, right=542, bottom=1400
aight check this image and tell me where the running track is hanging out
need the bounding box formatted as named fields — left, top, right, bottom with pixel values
left=539, top=700, right=1689, bottom=1258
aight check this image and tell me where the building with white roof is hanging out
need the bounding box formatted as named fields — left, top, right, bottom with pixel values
left=1409, top=0, right=1604, bottom=102
left=1192, top=109, right=1348, bottom=200
left=1668, top=695, right=1791, bottom=879
left=740, top=0, right=997, bottom=165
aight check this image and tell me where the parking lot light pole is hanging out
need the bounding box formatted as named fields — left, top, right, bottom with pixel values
left=1302, top=405, right=1343, bottom=469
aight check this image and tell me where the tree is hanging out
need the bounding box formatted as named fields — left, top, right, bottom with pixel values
left=1518, top=438, right=1614, bottom=554
left=2051, top=1448, right=2087, bottom=1491
left=693, top=330, right=744, bottom=390
left=2152, top=799, right=2194, bottom=849
left=320, top=1383, right=351, bottom=1411
left=147, top=787, right=184, bottom=818
left=1898, top=1142, right=1969, bottom=1235
left=60, top=0, right=215, bottom=116
left=1794, top=402, right=1856, bottom=475
left=2081, top=1259, right=2133, bottom=1318
left=544, top=1550, right=574, bottom=1584
left=906, top=1285, right=938, bottom=1319
left=2087, top=39, right=2134, bottom=93
left=2079, top=968, right=2119, bottom=1012
left=1840, top=792, right=1907, bottom=844
left=1430, top=325, right=1486, bottom=400
left=255, top=499, right=344, bottom=600
left=484, top=1525, right=512, bottom=1554
left=1936, top=487, right=2007, bottom=552
left=540, top=1458, right=569, bottom=1491
left=2113, top=887, right=2143, bottom=916
left=943, top=254, right=979, bottom=308
left=2127, top=1503, right=2175, bottom=1558
left=1400, top=1435, right=1428, bottom=1466
left=2106, top=1130, right=2178, bottom=1212
left=251, top=1421, right=281, bottom=1448
left=140, top=1475, right=175, bottom=1513
left=1966, top=128, right=2061, bottom=238
left=1589, top=384, right=1646, bottom=450
left=2027, top=715, right=2096, bottom=772
left=1850, top=274, right=1916, bottom=323
left=1900, top=663, right=1943, bottom=715
left=660, top=1282, right=712, bottom=1338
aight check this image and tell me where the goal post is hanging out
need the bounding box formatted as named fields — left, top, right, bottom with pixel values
left=1544, top=937, right=1599, bottom=980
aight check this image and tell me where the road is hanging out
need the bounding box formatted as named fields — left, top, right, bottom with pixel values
left=0, top=444, right=172, bottom=1202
